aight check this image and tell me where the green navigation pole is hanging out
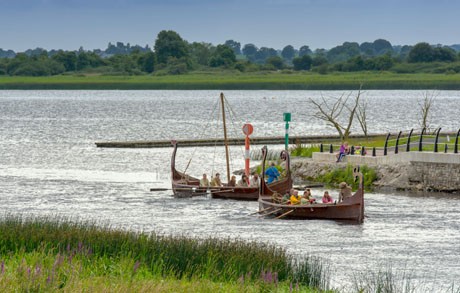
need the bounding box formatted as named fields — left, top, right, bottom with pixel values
left=283, top=112, right=291, bottom=150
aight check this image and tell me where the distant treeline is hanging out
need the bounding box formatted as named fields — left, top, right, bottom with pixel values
left=1, top=30, right=460, bottom=76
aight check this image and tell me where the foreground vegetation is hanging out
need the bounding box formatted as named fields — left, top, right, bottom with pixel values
left=0, top=216, right=329, bottom=292
left=1, top=71, right=460, bottom=90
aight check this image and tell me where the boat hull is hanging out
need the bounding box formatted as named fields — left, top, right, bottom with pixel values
left=258, top=188, right=364, bottom=222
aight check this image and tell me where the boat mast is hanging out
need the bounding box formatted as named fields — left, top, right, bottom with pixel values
left=220, top=92, right=231, bottom=183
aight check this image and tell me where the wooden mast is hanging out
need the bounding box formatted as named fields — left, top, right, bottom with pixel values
left=220, top=92, right=231, bottom=183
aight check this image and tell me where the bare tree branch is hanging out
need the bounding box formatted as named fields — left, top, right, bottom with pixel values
left=309, top=85, right=363, bottom=141
left=418, top=91, right=436, bottom=132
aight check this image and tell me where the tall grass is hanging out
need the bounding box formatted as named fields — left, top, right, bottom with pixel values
left=1, top=71, right=460, bottom=90
left=351, top=265, right=460, bottom=293
left=0, top=215, right=329, bottom=291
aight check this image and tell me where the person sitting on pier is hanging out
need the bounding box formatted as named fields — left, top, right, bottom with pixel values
left=199, top=173, right=210, bottom=187
left=322, top=191, right=334, bottom=204
left=227, top=175, right=237, bottom=187
left=265, top=162, right=280, bottom=183
left=237, top=174, right=249, bottom=187
left=211, top=173, right=223, bottom=187
left=336, top=141, right=349, bottom=162
left=249, top=172, right=260, bottom=187
left=338, top=182, right=353, bottom=202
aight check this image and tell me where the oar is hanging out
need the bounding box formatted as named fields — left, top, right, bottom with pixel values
left=275, top=209, right=294, bottom=219
left=259, top=208, right=282, bottom=217
left=210, top=189, right=234, bottom=194
left=149, top=187, right=205, bottom=192
left=249, top=206, right=274, bottom=216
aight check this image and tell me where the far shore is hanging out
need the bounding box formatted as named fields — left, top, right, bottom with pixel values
left=1, top=72, right=460, bottom=90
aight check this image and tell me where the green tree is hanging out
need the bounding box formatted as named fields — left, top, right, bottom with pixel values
left=299, top=45, right=312, bottom=56
left=433, top=47, right=457, bottom=62
left=408, top=42, right=435, bottom=62
left=242, top=43, right=258, bottom=62
left=154, top=30, right=190, bottom=65
left=281, top=45, right=295, bottom=61
left=255, top=47, right=277, bottom=64
left=208, top=45, right=236, bottom=67
left=327, top=42, right=360, bottom=63
left=51, top=50, right=77, bottom=71
left=265, top=56, right=284, bottom=70
left=189, top=42, right=213, bottom=66
left=137, top=52, right=156, bottom=73
left=224, top=40, right=241, bottom=55
left=292, top=55, right=312, bottom=70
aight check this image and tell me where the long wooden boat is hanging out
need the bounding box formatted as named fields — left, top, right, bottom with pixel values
left=258, top=146, right=365, bottom=223
left=171, top=141, right=292, bottom=200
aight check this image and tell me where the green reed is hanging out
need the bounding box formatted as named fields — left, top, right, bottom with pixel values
left=0, top=215, right=329, bottom=291
left=316, top=164, right=377, bottom=191
left=1, top=71, right=460, bottom=90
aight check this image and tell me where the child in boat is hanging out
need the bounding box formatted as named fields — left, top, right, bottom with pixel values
left=322, top=191, right=334, bottom=203
left=289, top=189, right=301, bottom=205
left=301, top=188, right=316, bottom=204
left=227, top=175, right=236, bottom=187
left=237, top=174, right=249, bottom=187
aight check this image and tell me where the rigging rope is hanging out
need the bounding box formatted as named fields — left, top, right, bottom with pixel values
left=182, top=98, right=220, bottom=175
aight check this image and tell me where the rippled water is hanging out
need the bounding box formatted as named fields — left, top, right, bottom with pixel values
left=1, top=90, right=459, bottom=292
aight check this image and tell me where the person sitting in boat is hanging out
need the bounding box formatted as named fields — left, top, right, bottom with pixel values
left=338, top=182, right=353, bottom=202
left=199, top=173, right=210, bottom=187
left=322, top=191, right=334, bottom=204
left=211, top=173, right=223, bottom=187
left=289, top=189, right=301, bottom=205
left=237, top=174, right=249, bottom=187
left=265, top=162, right=280, bottom=183
left=301, top=188, right=316, bottom=204
left=227, top=175, right=237, bottom=187
left=249, top=172, right=260, bottom=187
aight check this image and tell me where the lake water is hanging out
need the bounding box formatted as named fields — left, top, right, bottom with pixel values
left=1, top=90, right=459, bottom=292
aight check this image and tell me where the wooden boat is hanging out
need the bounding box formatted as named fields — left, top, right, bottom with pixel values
left=171, top=140, right=292, bottom=200
left=258, top=146, right=365, bottom=223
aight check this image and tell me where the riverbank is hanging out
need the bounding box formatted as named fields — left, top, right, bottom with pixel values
left=291, top=156, right=460, bottom=193
left=0, top=216, right=327, bottom=292
left=1, top=72, right=460, bottom=90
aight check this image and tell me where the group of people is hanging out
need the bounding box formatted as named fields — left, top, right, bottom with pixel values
left=336, top=141, right=367, bottom=162
left=199, top=172, right=260, bottom=188
left=277, top=181, right=353, bottom=205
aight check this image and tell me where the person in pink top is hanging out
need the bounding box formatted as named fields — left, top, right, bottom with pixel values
left=322, top=191, right=334, bottom=204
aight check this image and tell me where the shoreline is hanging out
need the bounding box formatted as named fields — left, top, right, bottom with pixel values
left=1, top=72, right=460, bottom=90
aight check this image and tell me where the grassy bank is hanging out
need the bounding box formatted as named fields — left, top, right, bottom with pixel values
left=1, top=71, right=460, bottom=90
left=0, top=216, right=329, bottom=292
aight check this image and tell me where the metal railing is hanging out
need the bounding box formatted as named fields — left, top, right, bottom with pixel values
left=319, top=128, right=460, bottom=157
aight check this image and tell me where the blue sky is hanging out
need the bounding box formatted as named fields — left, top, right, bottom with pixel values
left=1, top=0, right=459, bottom=52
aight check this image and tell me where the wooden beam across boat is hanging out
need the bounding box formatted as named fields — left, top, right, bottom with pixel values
left=95, top=133, right=383, bottom=148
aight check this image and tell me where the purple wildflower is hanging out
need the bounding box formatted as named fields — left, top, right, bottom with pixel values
left=238, top=274, right=244, bottom=284
left=133, top=260, right=141, bottom=274
left=1, top=261, right=4, bottom=274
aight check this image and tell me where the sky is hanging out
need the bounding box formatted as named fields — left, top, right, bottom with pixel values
left=1, top=0, right=459, bottom=52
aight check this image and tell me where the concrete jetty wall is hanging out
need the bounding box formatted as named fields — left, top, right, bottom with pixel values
left=310, top=152, right=460, bottom=192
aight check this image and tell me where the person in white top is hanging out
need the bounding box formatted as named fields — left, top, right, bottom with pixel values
left=249, top=172, right=260, bottom=187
